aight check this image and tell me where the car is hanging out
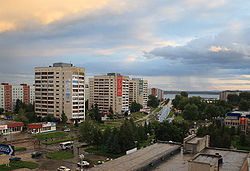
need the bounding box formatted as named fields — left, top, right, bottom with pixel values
left=57, top=166, right=71, bottom=171
left=77, top=161, right=90, bottom=168
left=31, top=152, right=42, bottom=158
left=9, top=157, right=21, bottom=162
left=64, top=128, right=70, bottom=132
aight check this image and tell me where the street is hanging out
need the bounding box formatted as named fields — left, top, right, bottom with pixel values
left=158, top=100, right=172, bottom=122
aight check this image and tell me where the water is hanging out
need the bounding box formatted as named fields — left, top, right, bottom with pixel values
left=164, top=93, right=219, bottom=100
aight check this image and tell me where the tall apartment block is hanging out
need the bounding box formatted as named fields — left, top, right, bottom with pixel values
left=34, top=63, right=85, bottom=123
left=0, top=83, right=35, bottom=113
left=148, top=88, right=164, bottom=101
left=219, top=90, right=242, bottom=102
left=129, top=78, right=148, bottom=109
left=88, top=73, right=129, bottom=114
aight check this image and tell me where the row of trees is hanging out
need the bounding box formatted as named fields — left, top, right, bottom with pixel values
left=80, top=118, right=149, bottom=154
left=227, top=92, right=250, bottom=111
left=173, top=93, right=232, bottom=120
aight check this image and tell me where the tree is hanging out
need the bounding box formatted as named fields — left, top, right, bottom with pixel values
left=14, top=99, right=23, bottom=114
left=204, top=104, right=219, bottom=120
left=61, top=112, right=68, bottom=124
left=85, top=99, right=89, bottom=112
left=93, top=103, right=102, bottom=122
left=239, top=99, right=249, bottom=111
left=180, top=91, right=188, bottom=97
left=227, top=94, right=240, bottom=105
left=106, top=128, right=121, bottom=154
left=147, top=95, right=159, bottom=108
left=130, top=101, right=143, bottom=113
left=0, top=108, right=4, bottom=114
left=182, top=103, right=199, bottom=120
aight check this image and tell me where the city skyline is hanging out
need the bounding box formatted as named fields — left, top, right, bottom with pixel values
left=0, top=0, right=249, bottom=91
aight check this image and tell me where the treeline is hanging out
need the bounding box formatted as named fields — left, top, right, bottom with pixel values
left=80, top=118, right=149, bottom=154
left=227, top=92, right=250, bottom=111
left=172, top=93, right=232, bottom=120
left=197, top=121, right=250, bottom=149
left=80, top=118, right=191, bottom=154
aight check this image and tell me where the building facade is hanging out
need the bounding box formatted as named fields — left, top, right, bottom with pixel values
left=148, top=88, right=164, bottom=101
left=89, top=73, right=129, bottom=114
left=219, top=90, right=242, bottom=102
left=129, top=78, right=148, bottom=109
left=34, top=63, right=85, bottom=123
left=0, top=83, right=34, bottom=113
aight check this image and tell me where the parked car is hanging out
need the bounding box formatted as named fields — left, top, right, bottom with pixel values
left=77, top=161, right=90, bottom=168
left=31, top=152, right=42, bottom=158
left=9, top=157, right=21, bottom=162
left=57, top=166, right=71, bottom=171
left=64, top=128, right=70, bottom=132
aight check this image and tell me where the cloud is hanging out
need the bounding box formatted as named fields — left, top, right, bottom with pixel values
left=208, top=46, right=230, bottom=52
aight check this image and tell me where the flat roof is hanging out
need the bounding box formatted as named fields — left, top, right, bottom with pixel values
left=89, top=143, right=180, bottom=171
left=201, top=148, right=249, bottom=171
left=153, top=147, right=249, bottom=171
left=191, top=154, right=220, bottom=165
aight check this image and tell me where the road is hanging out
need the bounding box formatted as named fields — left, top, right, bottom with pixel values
left=158, top=100, right=172, bottom=122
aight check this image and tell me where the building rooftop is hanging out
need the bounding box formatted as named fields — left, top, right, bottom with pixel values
left=53, top=62, right=73, bottom=67
left=89, top=143, right=180, bottom=171
left=153, top=147, right=249, bottom=171
left=190, top=153, right=221, bottom=166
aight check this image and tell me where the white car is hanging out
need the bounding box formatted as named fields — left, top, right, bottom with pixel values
left=77, top=161, right=90, bottom=167
left=64, top=128, right=70, bottom=132
left=57, top=166, right=71, bottom=171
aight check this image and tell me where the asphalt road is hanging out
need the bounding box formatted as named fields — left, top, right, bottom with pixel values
left=158, top=100, right=172, bottom=122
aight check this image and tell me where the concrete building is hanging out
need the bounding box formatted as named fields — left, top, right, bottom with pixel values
left=183, top=134, right=210, bottom=154
left=219, top=90, right=242, bottom=102
left=34, top=63, right=85, bottom=123
left=129, top=78, right=148, bottom=109
left=0, top=83, right=12, bottom=112
left=89, top=73, right=129, bottom=114
left=148, top=88, right=164, bottom=101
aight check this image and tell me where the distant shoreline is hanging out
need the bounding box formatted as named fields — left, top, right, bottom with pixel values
left=164, top=91, right=219, bottom=95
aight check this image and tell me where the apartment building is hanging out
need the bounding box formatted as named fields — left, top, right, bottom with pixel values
left=219, top=90, right=242, bottom=102
left=89, top=73, right=129, bottom=114
left=148, top=88, right=164, bottom=101
left=0, top=83, right=35, bottom=113
left=34, top=63, right=85, bottom=123
left=129, top=78, right=148, bottom=109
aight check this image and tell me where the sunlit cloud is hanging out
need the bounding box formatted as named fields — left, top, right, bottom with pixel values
left=208, top=46, right=230, bottom=52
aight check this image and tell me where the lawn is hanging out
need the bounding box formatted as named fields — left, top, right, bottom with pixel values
left=130, top=112, right=147, bottom=120
left=14, top=147, right=27, bottom=152
left=174, top=115, right=184, bottom=122
left=167, top=109, right=174, bottom=119
left=34, top=131, right=68, bottom=140
left=0, top=161, right=38, bottom=170
left=42, top=136, right=78, bottom=145
left=97, top=121, right=122, bottom=130
left=85, top=145, right=124, bottom=158
left=46, top=151, right=74, bottom=160
left=155, top=107, right=163, bottom=113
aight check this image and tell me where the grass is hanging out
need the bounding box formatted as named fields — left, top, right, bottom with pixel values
left=14, top=147, right=27, bottom=152
left=97, top=121, right=122, bottom=130
left=0, top=161, right=38, bottom=170
left=130, top=112, right=147, bottom=120
left=85, top=145, right=124, bottom=158
left=34, top=131, right=68, bottom=140
left=46, top=151, right=74, bottom=160
left=42, top=136, right=78, bottom=145
left=174, top=115, right=184, bottom=122
left=155, top=107, right=162, bottom=113
left=167, top=109, right=174, bottom=119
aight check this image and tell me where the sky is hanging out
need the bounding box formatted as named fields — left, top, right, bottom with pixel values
left=0, top=0, right=249, bottom=91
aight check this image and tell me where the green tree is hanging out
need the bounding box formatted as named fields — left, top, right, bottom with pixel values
left=147, top=95, right=159, bottom=108
left=182, top=104, right=199, bottom=120
left=0, top=108, right=4, bottom=114
left=239, top=99, right=249, bottom=111
left=130, top=101, right=143, bottom=113
left=180, top=91, right=188, bottom=97
left=61, top=112, right=68, bottom=124
left=14, top=99, right=23, bottom=114
left=106, top=128, right=121, bottom=154
left=227, top=94, right=240, bottom=105
left=80, top=118, right=101, bottom=145
left=204, top=104, right=219, bottom=120
left=93, top=103, right=102, bottom=122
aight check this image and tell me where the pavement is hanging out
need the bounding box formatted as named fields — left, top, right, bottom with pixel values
left=158, top=100, right=172, bottom=122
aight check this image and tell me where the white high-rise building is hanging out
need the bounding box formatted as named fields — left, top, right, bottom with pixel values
left=34, top=63, right=85, bottom=123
